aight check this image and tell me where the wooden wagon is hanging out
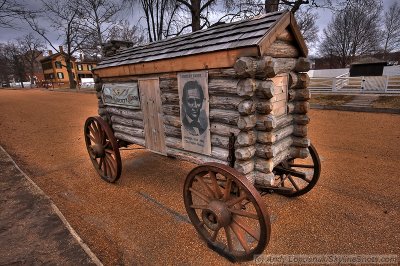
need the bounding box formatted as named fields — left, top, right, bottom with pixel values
left=84, top=10, right=321, bottom=262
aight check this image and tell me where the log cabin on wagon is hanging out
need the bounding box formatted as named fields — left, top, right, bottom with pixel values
left=84, top=10, right=321, bottom=262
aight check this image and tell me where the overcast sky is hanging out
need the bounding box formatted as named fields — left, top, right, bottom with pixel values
left=0, top=0, right=397, bottom=56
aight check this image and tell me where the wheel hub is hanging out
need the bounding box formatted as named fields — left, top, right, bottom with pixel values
left=90, top=144, right=105, bottom=158
left=202, top=200, right=232, bottom=231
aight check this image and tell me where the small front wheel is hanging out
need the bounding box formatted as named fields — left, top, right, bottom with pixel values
left=84, top=116, right=122, bottom=183
left=183, top=163, right=271, bottom=262
left=275, top=143, right=321, bottom=197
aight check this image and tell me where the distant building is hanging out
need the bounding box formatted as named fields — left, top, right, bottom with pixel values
left=76, top=55, right=97, bottom=82
left=39, top=46, right=98, bottom=88
left=349, top=57, right=387, bottom=77
left=25, top=50, right=45, bottom=84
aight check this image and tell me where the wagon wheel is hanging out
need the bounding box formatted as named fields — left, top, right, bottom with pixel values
left=275, top=143, right=321, bottom=197
left=84, top=116, right=121, bottom=183
left=184, top=163, right=271, bottom=262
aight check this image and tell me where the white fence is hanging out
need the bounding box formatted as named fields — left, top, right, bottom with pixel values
left=309, top=75, right=400, bottom=94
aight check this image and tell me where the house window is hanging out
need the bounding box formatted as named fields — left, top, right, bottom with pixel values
left=42, top=62, right=52, bottom=70
left=55, top=61, right=62, bottom=69
left=87, top=64, right=93, bottom=70
left=45, top=74, right=54, bottom=80
left=49, top=73, right=54, bottom=79
left=77, top=64, right=83, bottom=71
left=57, top=72, right=64, bottom=79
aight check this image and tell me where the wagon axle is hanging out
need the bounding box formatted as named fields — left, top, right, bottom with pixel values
left=89, top=144, right=105, bottom=158
left=202, top=200, right=232, bottom=230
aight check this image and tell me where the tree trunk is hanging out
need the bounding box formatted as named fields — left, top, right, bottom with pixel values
left=265, top=0, right=279, bottom=13
left=65, top=56, right=76, bottom=89
left=191, top=0, right=201, bottom=31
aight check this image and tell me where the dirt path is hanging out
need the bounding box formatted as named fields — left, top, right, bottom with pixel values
left=0, top=89, right=399, bottom=265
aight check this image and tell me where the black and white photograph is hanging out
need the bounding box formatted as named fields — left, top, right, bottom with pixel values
left=178, top=71, right=211, bottom=155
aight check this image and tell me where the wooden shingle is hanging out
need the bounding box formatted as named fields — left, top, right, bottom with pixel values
left=95, top=10, right=307, bottom=76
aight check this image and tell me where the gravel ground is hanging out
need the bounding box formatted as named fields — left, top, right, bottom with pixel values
left=0, top=89, right=399, bottom=265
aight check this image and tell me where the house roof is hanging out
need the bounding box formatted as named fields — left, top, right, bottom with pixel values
left=96, top=10, right=307, bottom=71
left=351, top=57, right=387, bottom=65
left=39, top=52, right=76, bottom=62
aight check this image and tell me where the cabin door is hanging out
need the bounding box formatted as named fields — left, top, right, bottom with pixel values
left=139, top=78, right=166, bottom=155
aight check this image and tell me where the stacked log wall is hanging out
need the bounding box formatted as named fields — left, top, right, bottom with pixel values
left=94, top=70, right=243, bottom=166
left=234, top=29, right=311, bottom=185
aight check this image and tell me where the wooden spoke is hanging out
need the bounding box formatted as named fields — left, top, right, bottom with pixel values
left=209, top=171, right=223, bottom=199
left=92, top=121, right=100, bottom=135
left=88, top=125, right=97, bottom=140
left=233, top=217, right=259, bottom=241
left=86, top=133, right=96, bottom=143
left=230, top=222, right=250, bottom=253
left=211, top=228, right=220, bottom=242
left=223, top=178, right=232, bottom=201
left=90, top=123, right=99, bottom=140
left=289, top=164, right=314, bottom=168
left=230, top=209, right=259, bottom=220
left=298, top=175, right=311, bottom=183
left=195, top=175, right=216, bottom=198
left=105, top=148, right=115, bottom=155
left=105, top=156, right=116, bottom=177
left=103, top=157, right=108, bottom=177
left=98, top=157, right=104, bottom=170
left=104, top=141, right=112, bottom=149
left=226, top=193, right=247, bottom=207
left=106, top=153, right=117, bottom=169
left=190, top=204, right=208, bottom=210
left=224, top=226, right=233, bottom=252
left=189, top=188, right=210, bottom=203
left=288, top=175, right=300, bottom=191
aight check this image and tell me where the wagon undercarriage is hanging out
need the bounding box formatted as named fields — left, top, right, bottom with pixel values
left=84, top=115, right=321, bottom=262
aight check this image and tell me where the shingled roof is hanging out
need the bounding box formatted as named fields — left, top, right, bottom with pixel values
left=96, top=10, right=306, bottom=70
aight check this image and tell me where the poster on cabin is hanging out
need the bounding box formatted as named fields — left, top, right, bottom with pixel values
left=102, top=83, right=140, bottom=109
left=178, top=71, right=211, bottom=155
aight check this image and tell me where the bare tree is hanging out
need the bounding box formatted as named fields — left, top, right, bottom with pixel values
left=319, top=0, right=382, bottom=68
left=107, top=19, right=145, bottom=44
left=382, top=2, right=400, bottom=58
left=79, top=0, right=122, bottom=56
left=263, top=0, right=332, bottom=13
left=295, top=9, right=318, bottom=48
left=17, top=33, right=46, bottom=85
left=25, top=0, right=91, bottom=89
left=0, top=0, right=37, bottom=28
left=1, top=41, right=26, bottom=87
left=0, top=43, right=13, bottom=85
left=125, top=0, right=184, bottom=41
left=175, top=0, right=218, bottom=32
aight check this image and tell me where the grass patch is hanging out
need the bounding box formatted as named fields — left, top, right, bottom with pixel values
left=310, top=94, right=355, bottom=106
left=372, top=96, right=400, bottom=109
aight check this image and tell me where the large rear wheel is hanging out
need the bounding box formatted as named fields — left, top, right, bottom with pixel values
left=184, top=163, right=271, bottom=262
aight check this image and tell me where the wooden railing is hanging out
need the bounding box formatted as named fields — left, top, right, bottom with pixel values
left=309, top=75, right=400, bottom=94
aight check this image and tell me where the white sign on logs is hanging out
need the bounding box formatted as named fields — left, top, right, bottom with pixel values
left=102, top=83, right=140, bottom=109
